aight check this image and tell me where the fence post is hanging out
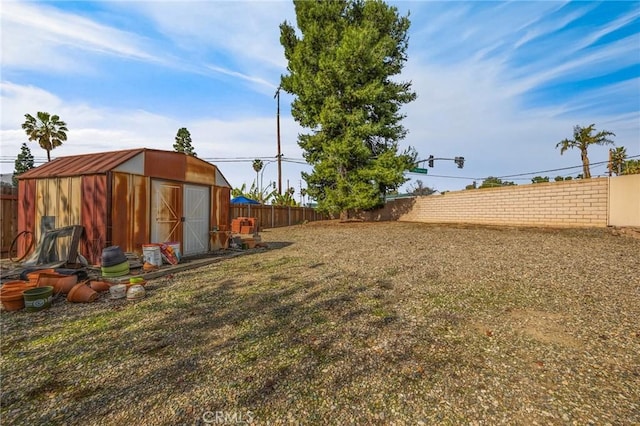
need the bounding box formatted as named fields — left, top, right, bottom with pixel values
left=271, top=205, right=275, bottom=228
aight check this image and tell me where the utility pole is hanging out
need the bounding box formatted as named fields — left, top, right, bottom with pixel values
left=274, top=86, right=282, bottom=195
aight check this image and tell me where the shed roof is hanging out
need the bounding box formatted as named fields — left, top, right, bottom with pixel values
left=19, top=148, right=145, bottom=179
left=17, top=149, right=230, bottom=188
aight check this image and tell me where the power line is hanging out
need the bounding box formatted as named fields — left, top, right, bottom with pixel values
left=493, top=155, right=639, bottom=180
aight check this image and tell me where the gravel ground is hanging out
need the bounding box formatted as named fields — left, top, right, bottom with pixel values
left=1, top=221, right=639, bottom=425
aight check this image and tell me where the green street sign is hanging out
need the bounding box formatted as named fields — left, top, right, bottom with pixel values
left=410, top=167, right=428, bottom=174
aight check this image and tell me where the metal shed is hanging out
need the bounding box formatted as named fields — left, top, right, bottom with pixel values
left=17, top=148, right=232, bottom=265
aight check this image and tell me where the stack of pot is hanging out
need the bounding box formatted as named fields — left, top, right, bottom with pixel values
left=101, top=246, right=130, bottom=278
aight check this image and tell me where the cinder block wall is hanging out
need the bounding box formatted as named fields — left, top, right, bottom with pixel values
left=397, top=178, right=609, bottom=227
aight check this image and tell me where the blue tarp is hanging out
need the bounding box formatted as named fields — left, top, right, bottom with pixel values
left=231, top=196, right=260, bottom=205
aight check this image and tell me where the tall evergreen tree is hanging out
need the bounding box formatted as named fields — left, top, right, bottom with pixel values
left=174, top=127, right=197, bottom=156
left=21, top=112, right=67, bottom=162
left=280, top=0, right=417, bottom=218
left=13, top=143, right=35, bottom=186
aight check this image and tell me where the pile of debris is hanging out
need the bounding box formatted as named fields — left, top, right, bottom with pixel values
left=229, top=217, right=265, bottom=250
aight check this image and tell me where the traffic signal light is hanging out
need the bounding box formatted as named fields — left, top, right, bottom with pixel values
left=454, top=156, right=465, bottom=168
left=428, top=155, right=434, bottom=167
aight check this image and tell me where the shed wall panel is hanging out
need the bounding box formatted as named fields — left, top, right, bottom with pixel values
left=81, top=175, right=108, bottom=265
left=17, top=179, right=36, bottom=259
left=213, top=186, right=231, bottom=231
left=34, top=177, right=82, bottom=242
left=215, top=168, right=231, bottom=188
left=112, top=153, right=145, bottom=175
left=111, top=173, right=150, bottom=254
left=145, top=151, right=185, bottom=182
left=185, top=155, right=215, bottom=185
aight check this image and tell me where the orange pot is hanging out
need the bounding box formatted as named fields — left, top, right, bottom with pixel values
left=37, top=273, right=79, bottom=294
left=89, top=281, right=112, bottom=292
left=1, top=280, right=35, bottom=292
left=0, top=288, right=26, bottom=311
left=67, top=283, right=98, bottom=303
left=26, top=269, right=56, bottom=286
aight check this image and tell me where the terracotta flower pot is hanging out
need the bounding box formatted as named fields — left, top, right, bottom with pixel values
left=0, top=288, right=26, bottom=311
left=67, top=283, right=98, bottom=303
left=89, top=281, right=112, bottom=292
left=37, top=273, right=78, bottom=294
left=26, top=269, right=56, bottom=286
left=143, top=262, right=158, bottom=272
left=1, top=280, right=35, bottom=292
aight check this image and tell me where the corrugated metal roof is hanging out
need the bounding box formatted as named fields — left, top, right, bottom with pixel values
left=19, top=148, right=145, bottom=179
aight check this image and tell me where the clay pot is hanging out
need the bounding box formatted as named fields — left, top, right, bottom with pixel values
left=0, top=288, right=26, bottom=311
left=143, top=262, right=158, bottom=272
left=1, top=280, right=35, bottom=292
left=37, top=273, right=78, bottom=294
left=89, top=281, right=112, bottom=292
left=26, top=269, right=56, bottom=286
left=67, top=283, right=98, bottom=303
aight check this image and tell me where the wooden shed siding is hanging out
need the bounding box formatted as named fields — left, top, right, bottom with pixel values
left=81, top=175, right=108, bottom=265
left=111, top=172, right=151, bottom=255
left=214, top=186, right=231, bottom=231
left=34, top=177, right=82, bottom=239
left=1, top=187, right=18, bottom=256
left=145, top=151, right=186, bottom=182
left=185, top=155, right=215, bottom=185
left=17, top=179, right=36, bottom=259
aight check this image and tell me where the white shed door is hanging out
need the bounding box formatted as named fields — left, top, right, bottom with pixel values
left=183, top=184, right=210, bottom=256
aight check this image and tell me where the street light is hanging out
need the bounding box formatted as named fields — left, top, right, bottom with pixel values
left=260, top=159, right=278, bottom=197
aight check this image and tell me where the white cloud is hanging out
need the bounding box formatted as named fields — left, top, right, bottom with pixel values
left=0, top=2, right=160, bottom=72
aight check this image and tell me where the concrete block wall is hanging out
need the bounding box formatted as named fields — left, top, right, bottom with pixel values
left=397, top=178, right=610, bottom=228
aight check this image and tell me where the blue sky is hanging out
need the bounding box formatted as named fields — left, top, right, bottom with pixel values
left=1, top=0, right=639, bottom=194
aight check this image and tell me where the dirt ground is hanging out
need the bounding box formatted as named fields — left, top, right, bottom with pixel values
left=1, top=221, right=639, bottom=425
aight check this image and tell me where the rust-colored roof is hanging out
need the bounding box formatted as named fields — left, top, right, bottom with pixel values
left=19, top=148, right=146, bottom=179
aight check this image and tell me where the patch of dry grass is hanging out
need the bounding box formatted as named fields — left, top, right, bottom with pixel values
left=1, top=221, right=639, bottom=425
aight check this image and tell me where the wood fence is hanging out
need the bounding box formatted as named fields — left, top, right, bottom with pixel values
left=230, top=204, right=328, bottom=230
left=1, top=186, right=18, bottom=258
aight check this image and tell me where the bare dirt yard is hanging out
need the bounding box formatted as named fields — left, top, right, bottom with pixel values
left=1, top=221, right=639, bottom=425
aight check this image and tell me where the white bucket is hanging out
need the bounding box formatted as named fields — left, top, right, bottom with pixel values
left=142, top=244, right=162, bottom=267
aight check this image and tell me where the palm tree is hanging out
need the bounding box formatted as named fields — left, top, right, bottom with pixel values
left=556, top=124, right=615, bottom=179
left=21, top=112, right=68, bottom=162
left=252, top=159, right=263, bottom=197
left=610, top=146, right=627, bottom=176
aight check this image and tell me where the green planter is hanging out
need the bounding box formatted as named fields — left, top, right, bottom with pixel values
left=23, top=286, right=53, bottom=312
